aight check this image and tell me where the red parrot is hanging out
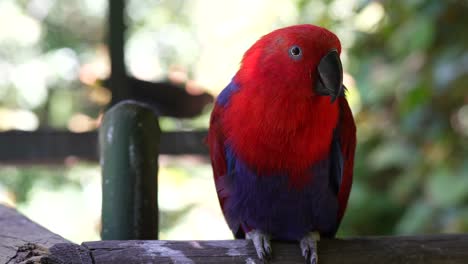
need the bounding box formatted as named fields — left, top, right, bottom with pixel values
left=207, top=24, right=356, bottom=263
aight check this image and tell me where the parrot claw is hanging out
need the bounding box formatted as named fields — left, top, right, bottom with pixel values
left=246, top=230, right=272, bottom=261
left=300, top=232, right=320, bottom=264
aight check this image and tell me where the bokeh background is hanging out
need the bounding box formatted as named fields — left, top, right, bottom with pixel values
left=0, top=0, right=467, bottom=243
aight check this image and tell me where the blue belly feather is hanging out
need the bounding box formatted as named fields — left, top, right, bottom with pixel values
left=222, top=146, right=339, bottom=241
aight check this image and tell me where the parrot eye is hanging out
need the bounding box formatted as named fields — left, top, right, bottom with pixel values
left=288, top=45, right=302, bottom=60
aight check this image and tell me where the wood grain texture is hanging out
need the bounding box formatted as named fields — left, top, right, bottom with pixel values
left=0, top=204, right=67, bottom=263
left=83, top=235, right=468, bottom=264
left=0, top=204, right=66, bottom=263
left=0, top=204, right=93, bottom=264
left=3, top=204, right=468, bottom=263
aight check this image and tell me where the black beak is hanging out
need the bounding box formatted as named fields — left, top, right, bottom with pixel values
left=314, top=49, right=343, bottom=103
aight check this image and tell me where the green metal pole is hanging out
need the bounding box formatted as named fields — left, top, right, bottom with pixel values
left=100, top=101, right=160, bottom=240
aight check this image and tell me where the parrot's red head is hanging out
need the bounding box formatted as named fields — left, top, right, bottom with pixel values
left=225, top=24, right=344, bottom=184
left=237, top=24, right=343, bottom=102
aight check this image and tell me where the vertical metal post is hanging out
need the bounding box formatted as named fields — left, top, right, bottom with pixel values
left=100, top=101, right=160, bottom=240
left=108, top=0, right=128, bottom=105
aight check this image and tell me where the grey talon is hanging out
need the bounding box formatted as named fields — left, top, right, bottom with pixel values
left=300, top=232, right=320, bottom=264
left=246, top=230, right=272, bottom=260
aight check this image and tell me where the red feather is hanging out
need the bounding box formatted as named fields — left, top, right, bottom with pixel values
left=207, top=103, right=228, bottom=209
left=223, top=25, right=342, bottom=186
left=337, top=97, right=356, bottom=221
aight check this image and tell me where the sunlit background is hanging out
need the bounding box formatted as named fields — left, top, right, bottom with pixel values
left=0, top=0, right=467, bottom=243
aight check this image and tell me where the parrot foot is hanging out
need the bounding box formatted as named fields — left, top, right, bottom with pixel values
left=246, top=229, right=272, bottom=261
left=300, top=232, right=320, bottom=264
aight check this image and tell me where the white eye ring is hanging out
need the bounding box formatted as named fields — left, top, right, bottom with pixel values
left=289, top=45, right=302, bottom=60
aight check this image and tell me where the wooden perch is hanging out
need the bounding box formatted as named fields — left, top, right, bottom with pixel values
left=83, top=236, right=468, bottom=264
left=0, top=204, right=91, bottom=264
left=2, top=204, right=468, bottom=264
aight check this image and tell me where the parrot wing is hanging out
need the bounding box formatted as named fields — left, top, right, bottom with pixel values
left=336, top=96, right=356, bottom=222
left=207, top=81, right=245, bottom=238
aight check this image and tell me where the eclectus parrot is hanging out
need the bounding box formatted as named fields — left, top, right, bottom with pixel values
left=207, top=24, right=356, bottom=263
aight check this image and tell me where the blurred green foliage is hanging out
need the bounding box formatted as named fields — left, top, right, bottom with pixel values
left=334, top=0, right=468, bottom=236
left=0, top=0, right=467, bottom=241
left=0, top=0, right=105, bottom=129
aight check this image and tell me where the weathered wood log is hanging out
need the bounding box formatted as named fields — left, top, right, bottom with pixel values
left=3, top=204, right=468, bottom=263
left=0, top=204, right=92, bottom=264
left=82, top=236, right=468, bottom=264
